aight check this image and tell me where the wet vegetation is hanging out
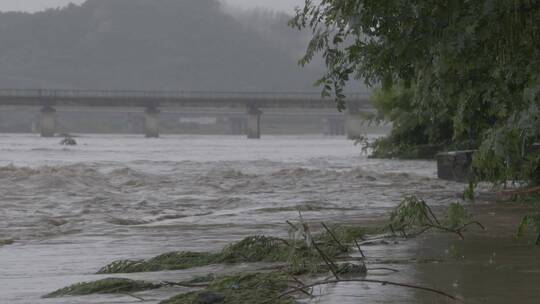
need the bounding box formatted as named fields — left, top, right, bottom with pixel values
left=98, top=228, right=366, bottom=274
left=161, top=272, right=294, bottom=304
left=388, top=196, right=484, bottom=239
left=47, top=197, right=478, bottom=302
left=44, top=278, right=161, bottom=298
left=291, top=0, right=540, bottom=244
left=518, top=213, right=540, bottom=245
left=291, top=1, right=540, bottom=180
left=98, top=251, right=218, bottom=274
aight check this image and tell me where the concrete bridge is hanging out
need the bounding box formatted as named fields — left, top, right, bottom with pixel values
left=0, top=89, right=372, bottom=139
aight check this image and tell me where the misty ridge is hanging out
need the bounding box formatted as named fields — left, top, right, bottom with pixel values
left=0, top=0, right=326, bottom=91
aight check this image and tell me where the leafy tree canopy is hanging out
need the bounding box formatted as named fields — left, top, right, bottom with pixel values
left=291, top=0, right=540, bottom=184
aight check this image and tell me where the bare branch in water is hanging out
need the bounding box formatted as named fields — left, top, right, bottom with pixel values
left=278, top=278, right=461, bottom=302
left=161, top=281, right=209, bottom=288
left=354, top=239, right=365, bottom=258
left=321, top=222, right=348, bottom=252
left=121, top=293, right=145, bottom=302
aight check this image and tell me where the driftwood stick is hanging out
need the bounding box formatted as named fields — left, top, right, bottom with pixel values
left=410, top=226, right=433, bottom=237
left=286, top=220, right=299, bottom=231
left=321, top=222, right=348, bottom=251
left=499, top=185, right=540, bottom=196
left=424, top=224, right=465, bottom=240
left=311, top=239, right=340, bottom=280
left=284, top=272, right=314, bottom=298
left=354, top=239, right=366, bottom=258
left=423, top=202, right=442, bottom=226
left=458, top=221, right=486, bottom=231
left=368, top=267, right=400, bottom=273
left=358, top=234, right=395, bottom=243
left=389, top=224, right=396, bottom=236
left=161, top=281, right=209, bottom=288
left=121, top=293, right=145, bottom=301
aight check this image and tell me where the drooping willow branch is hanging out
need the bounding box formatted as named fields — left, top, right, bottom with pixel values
left=389, top=196, right=485, bottom=239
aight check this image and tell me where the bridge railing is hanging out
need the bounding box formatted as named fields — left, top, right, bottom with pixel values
left=0, top=89, right=371, bottom=100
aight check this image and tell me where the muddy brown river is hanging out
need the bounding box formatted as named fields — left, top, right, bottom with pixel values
left=0, top=134, right=538, bottom=303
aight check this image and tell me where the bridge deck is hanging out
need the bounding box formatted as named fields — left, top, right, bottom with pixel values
left=0, top=89, right=371, bottom=109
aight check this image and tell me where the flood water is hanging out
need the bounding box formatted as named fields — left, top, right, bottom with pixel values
left=0, top=134, right=538, bottom=303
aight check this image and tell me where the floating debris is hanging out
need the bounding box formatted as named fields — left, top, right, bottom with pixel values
left=0, top=239, right=14, bottom=246
left=60, top=136, right=77, bottom=146
left=337, top=262, right=368, bottom=275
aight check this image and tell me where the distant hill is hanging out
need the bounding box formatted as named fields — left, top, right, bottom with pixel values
left=0, top=0, right=325, bottom=91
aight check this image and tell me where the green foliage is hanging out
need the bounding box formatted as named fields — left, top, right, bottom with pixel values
left=286, top=219, right=366, bottom=274
left=368, top=86, right=454, bottom=159
left=98, top=251, right=218, bottom=273
left=517, top=213, right=540, bottom=245
left=44, top=278, right=160, bottom=298
left=98, top=227, right=367, bottom=275
left=389, top=196, right=480, bottom=237
left=47, top=215, right=475, bottom=301
left=49, top=224, right=370, bottom=300
left=160, top=272, right=294, bottom=304
left=97, top=237, right=292, bottom=274
left=219, top=236, right=291, bottom=263
left=44, top=273, right=295, bottom=303
left=443, top=202, right=472, bottom=230
left=473, top=105, right=540, bottom=186
left=464, top=181, right=476, bottom=202
left=389, top=196, right=437, bottom=231
left=291, top=0, right=540, bottom=181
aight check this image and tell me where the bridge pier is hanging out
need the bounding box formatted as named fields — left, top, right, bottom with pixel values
left=323, top=117, right=345, bottom=136
left=246, top=106, right=262, bottom=139
left=40, top=106, right=56, bottom=137
left=345, top=111, right=364, bottom=140
left=144, top=107, right=160, bottom=138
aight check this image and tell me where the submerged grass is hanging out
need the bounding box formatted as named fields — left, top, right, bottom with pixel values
left=49, top=224, right=370, bottom=301
left=98, top=227, right=367, bottom=274
left=160, top=272, right=295, bottom=304
left=44, top=278, right=161, bottom=298
left=43, top=202, right=471, bottom=303
left=44, top=272, right=296, bottom=303
left=98, top=251, right=218, bottom=273
left=98, top=236, right=293, bottom=274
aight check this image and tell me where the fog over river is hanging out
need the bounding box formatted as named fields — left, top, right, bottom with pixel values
left=1, top=134, right=536, bottom=304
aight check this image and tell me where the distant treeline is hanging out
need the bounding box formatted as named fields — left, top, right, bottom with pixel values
left=0, top=0, right=324, bottom=91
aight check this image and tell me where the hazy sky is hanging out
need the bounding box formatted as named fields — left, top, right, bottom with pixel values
left=0, top=0, right=305, bottom=13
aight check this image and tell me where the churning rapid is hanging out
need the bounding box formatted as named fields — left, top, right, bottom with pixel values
left=0, top=134, right=464, bottom=304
